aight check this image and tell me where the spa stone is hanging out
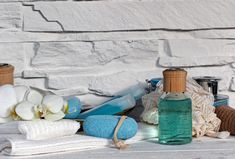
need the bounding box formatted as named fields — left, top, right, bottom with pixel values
left=83, top=115, right=138, bottom=139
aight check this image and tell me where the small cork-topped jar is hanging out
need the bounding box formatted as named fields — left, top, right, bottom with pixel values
left=158, top=68, right=192, bottom=145
left=0, top=64, right=14, bottom=86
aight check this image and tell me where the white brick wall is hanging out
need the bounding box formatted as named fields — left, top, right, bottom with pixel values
left=1, top=0, right=235, bottom=106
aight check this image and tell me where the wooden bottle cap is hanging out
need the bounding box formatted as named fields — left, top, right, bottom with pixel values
left=163, top=68, right=187, bottom=93
left=0, top=64, right=14, bottom=85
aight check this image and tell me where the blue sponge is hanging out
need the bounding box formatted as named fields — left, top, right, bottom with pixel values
left=83, top=115, right=138, bottom=139
left=64, top=97, right=81, bottom=119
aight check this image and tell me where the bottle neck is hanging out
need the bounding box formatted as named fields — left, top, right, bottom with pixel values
left=161, top=92, right=189, bottom=100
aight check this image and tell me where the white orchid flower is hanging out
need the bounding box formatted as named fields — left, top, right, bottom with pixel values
left=15, top=101, right=37, bottom=121
left=0, top=85, right=65, bottom=122
left=41, top=95, right=65, bottom=121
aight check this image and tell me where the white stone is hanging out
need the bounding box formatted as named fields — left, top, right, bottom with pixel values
left=2, top=29, right=235, bottom=43
left=52, top=87, right=88, bottom=97
left=0, top=30, right=193, bottom=43
left=159, top=56, right=235, bottom=67
left=159, top=39, right=235, bottom=67
left=14, top=78, right=46, bottom=90
left=23, top=5, right=62, bottom=32
left=161, top=39, right=235, bottom=57
left=48, top=70, right=163, bottom=96
left=24, top=1, right=235, bottom=32
left=93, top=41, right=128, bottom=65
left=185, top=66, right=233, bottom=91
left=0, top=0, right=64, bottom=1
left=31, top=42, right=98, bottom=68
left=0, top=31, right=77, bottom=43
left=0, top=43, right=25, bottom=76
left=0, top=3, right=21, bottom=30
left=23, top=59, right=158, bottom=78
left=230, top=77, right=235, bottom=91
left=77, top=94, right=112, bottom=109
left=191, top=29, right=235, bottom=39
left=31, top=40, right=158, bottom=69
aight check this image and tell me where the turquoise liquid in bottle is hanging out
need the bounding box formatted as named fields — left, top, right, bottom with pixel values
left=158, top=92, right=192, bottom=145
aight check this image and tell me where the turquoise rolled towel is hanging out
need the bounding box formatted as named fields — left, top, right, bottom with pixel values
left=64, top=97, right=81, bottom=119
left=77, top=94, right=136, bottom=119
left=83, top=115, right=138, bottom=139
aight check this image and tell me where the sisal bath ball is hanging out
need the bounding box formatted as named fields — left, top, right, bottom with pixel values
left=215, top=106, right=235, bottom=135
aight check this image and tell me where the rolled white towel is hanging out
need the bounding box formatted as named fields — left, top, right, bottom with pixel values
left=0, top=119, right=80, bottom=140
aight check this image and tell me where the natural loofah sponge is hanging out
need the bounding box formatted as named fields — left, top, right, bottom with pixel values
left=215, top=106, right=235, bottom=135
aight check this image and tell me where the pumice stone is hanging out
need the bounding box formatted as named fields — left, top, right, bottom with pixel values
left=83, top=115, right=138, bottom=139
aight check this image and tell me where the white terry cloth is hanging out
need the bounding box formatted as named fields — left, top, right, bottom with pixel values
left=0, top=119, right=80, bottom=140
left=0, top=134, right=110, bottom=156
left=0, top=123, right=157, bottom=156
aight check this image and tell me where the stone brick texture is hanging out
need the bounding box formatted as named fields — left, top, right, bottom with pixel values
left=0, top=0, right=235, bottom=106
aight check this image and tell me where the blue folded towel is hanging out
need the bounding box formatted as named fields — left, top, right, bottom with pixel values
left=77, top=94, right=136, bottom=119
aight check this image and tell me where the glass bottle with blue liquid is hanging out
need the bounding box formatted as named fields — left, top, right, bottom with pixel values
left=158, top=68, right=192, bottom=145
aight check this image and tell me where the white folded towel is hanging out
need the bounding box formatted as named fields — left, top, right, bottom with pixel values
left=0, top=123, right=157, bottom=156
left=0, top=134, right=110, bottom=156
left=0, top=119, right=80, bottom=140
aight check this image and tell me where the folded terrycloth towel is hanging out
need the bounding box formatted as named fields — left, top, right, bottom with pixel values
left=0, top=119, right=80, bottom=140
left=0, top=123, right=156, bottom=156
left=0, top=134, right=109, bottom=156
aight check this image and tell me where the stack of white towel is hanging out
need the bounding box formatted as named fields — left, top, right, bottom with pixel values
left=0, top=120, right=157, bottom=156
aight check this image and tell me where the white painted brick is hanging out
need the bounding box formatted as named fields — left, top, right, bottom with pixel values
left=31, top=40, right=158, bottom=69
left=51, top=87, right=88, bottom=97
left=14, top=78, right=46, bottom=89
left=23, top=4, right=62, bottom=32
left=24, top=0, right=235, bottom=32
left=1, top=30, right=235, bottom=44
left=0, top=0, right=234, bottom=99
left=159, top=56, right=235, bottom=67
left=0, top=3, right=21, bottom=30
left=185, top=66, right=233, bottom=91
left=31, top=42, right=94, bottom=68
left=230, top=77, right=235, bottom=91
left=158, top=39, right=235, bottom=67
left=48, top=70, right=163, bottom=96
left=0, top=31, right=77, bottom=43
left=161, top=39, right=235, bottom=57
left=191, top=29, right=235, bottom=39
left=0, top=43, right=25, bottom=76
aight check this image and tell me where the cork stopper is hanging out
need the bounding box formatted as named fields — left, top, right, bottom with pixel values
left=163, top=68, right=187, bottom=93
left=0, top=64, right=14, bottom=86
